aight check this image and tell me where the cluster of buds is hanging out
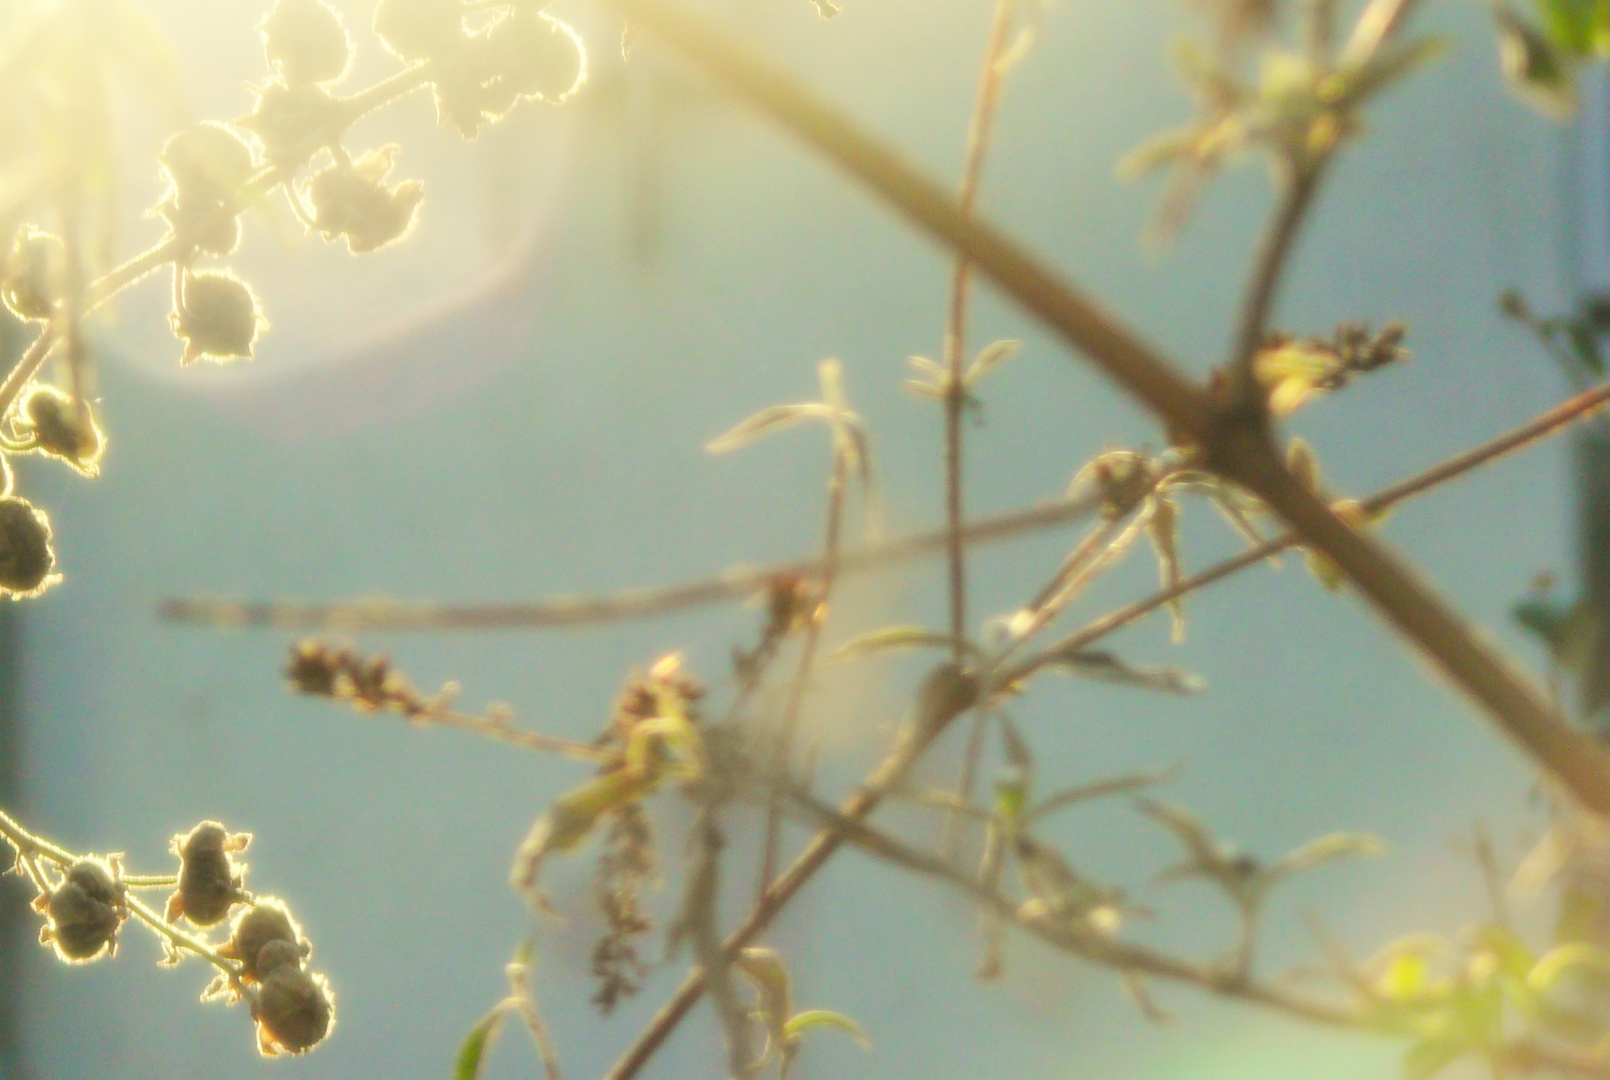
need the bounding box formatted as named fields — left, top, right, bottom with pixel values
left=285, top=638, right=442, bottom=716
left=213, top=900, right=336, bottom=1056
left=373, top=0, right=585, bottom=137
left=1253, top=320, right=1409, bottom=415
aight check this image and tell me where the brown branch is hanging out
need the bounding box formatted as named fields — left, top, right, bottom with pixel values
left=159, top=491, right=1101, bottom=630
left=599, top=0, right=1610, bottom=818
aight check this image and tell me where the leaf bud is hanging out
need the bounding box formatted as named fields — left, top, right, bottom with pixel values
left=305, top=147, right=424, bottom=254
left=171, top=270, right=263, bottom=364
left=17, top=385, right=104, bottom=477
left=253, top=965, right=335, bottom=1055
left=1, top=228, right=66, bottom=322
left=260, top=0, right=352, bottom=86
left=36, top=857, right=127, bottom=962
left=0, top=496, right=57, bottom=598
left=164, top=820, right=252, bottom=927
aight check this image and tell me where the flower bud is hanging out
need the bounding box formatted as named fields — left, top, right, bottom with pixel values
left=373, top=0, right=464, bottom=61
left=253, top=965, right=335, bottom=1055
left=305, top=146, right=423, bottom=254
left=260, top=0, right=351, bottom=86
left=171, top=271, right=263, bottom=364
left=0, top=496, right=56, bottom=598
left=164, top=820, right=251, bottom=927
left=159, top=124, right=257, bottom=205
left=37, top=857, right=126, bottom=962
left=239, top=81, right=342, bottom=169
left=219, top=899, right=309, bottom=984
left=1, top=228, right=66, bottom=322
left=17, top=386, right=104, bottom=477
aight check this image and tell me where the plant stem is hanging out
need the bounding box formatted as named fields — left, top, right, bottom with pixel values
left=600, top=0, right=1610, bottom=817
left=941, top=0, right=1017, bottom=859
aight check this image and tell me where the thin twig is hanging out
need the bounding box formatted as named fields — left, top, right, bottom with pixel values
left=508, top=952, right=565, bottom=1080
left=160, top=491, right=1102, bottom=630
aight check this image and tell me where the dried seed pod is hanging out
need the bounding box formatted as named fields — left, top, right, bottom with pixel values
left=219, top=899, right=309, bottom=984
left=165, top=820, right=251, bottom=927
left=159, top=124, right=257, bottom=205
left=35, top=857, right=126, bottom=962
left=373, top=0, right=464, bottom=61
left=239, top=81, right=342, bottom=168
left=0, top=496, right=56, bottom=598
left=16, top=386, right=104, bottom=477
left=487, top=11, right=585, bottom=103
left=254, top=965, right=335, bottom=1056
left=259, top=0, right=351, bottom=86
left=1, top=228, right=65, bottom=322
left=305, top=146, right=424, bottom=254
left=171, top=271, right=263, bottom=364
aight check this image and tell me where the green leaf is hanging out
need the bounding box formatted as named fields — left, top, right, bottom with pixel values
left=706, top=403, right=832, bottom=454
left=1529, top=941, right=1610, bottom=992
left=826, top=625, right=970, bottom=663
left=783, top=1009, right=872, bottom=1049
left=455, top=1001, right=515, bottom=1080
left=964, top=339, right=1021, bottom=385
left=1537, top=0, right=1598, bottom=54
left=1568, top=319, right=1605, bottom=373
left=1033, top=647, right=1205, bottom=695
left=1494, top=4, right=1578, bottom=119
left=1274, top=832, right=1387, bottom=876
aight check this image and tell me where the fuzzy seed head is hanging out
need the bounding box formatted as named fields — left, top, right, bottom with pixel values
left=0, top=496, right=56, bottom=598
left=260, top=0, right=352, bottom=85
left=306, top=147, right=424, bottom=254
left=220, top=899, right=308, bottom=984
left=254, top=966, right=335, bottom=1055
left=2, top=228, right=65, bottom=321
left=42, top=858, right=125, bottom=962
left=172, top=271, right=263, bottom=364
left=19, top=386, right=104, bottom=476
left=167, top=820, right=251, bottom=927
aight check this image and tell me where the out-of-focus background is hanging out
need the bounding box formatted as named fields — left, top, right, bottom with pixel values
left=0, top=1, right=1602, bottom=1078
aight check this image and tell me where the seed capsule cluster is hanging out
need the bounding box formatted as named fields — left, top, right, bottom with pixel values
left=216, top=900, right=337, bottom=1057
left=31, top=857, right=128, bottom=963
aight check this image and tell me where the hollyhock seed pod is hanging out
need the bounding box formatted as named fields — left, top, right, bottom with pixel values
left=219, top=899, right=309, bottom=984
left=1, top=228, right=66, bottom=321
left=0, top=496, right=56, bottom=597
left=260, top=0, right=352, bottom=86
left=171, top=271, right=263, bottom=364
left=305, top=146, right=424, bottom=254
left=18, top=386, right=104, bottom=476
left=159, top=124, right=257, bottom=205
left=254, top=966, right=335, bottom=1055
left=164, top=820, right=251, bottom=927
left=373, top=0, right=464, bottom=61
left=37, top=857, right=126, bottom=962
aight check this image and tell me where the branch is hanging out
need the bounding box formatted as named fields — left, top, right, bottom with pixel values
left=599, top=0, right=1610, bottom=817
left=159, top=490, right=1102, bottom=630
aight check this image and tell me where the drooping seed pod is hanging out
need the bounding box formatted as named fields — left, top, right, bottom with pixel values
left=0, top=496, right=56, bottom=598
left=16, top=386, right=104, bottom=477
left=159, top=124, right=258, bottom=205
left=305, top=146, right=424, bottom=254
left=164, top=821, right=252, bottom=927
left=259, top=0, right=352, bottom=86
left=34, top=857, right=126, bottom=962
left=218, top=899, right=309, bottom=984
left=1, top=228, right=66, bottom=322
left=171, top=270, right=263, bottom=364
left=253, top=965, right=335, bottom=1056
left=373, top=0, right=464, bottom=61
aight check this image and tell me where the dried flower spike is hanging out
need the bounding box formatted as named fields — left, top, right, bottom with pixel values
left=0, top=496, right=57, bottom=598
left=165, top=820, right=252, bottom=927
left=171, top=270, right=264, bottom=364
left=260, top=0, right=352, bottom=87
left=16, top=386, right=104, bottom=477
left=33, top=857, right=127, bottom=963
left=1, top=228, right=66, bottom=322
